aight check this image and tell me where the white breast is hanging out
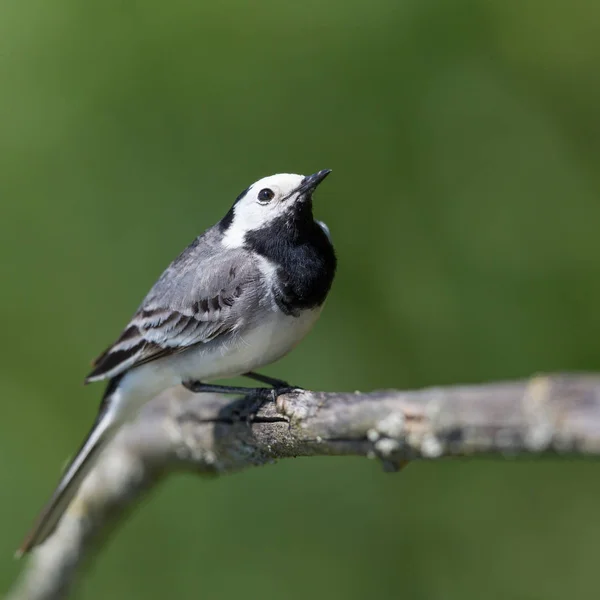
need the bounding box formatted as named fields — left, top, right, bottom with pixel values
left=182, top=306, right=322, bottom=382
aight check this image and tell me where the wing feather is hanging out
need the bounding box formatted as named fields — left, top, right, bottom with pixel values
left=86, top=237, right=260, bottom=383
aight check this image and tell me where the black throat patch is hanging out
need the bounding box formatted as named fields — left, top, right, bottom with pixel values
left=244, top=203, right=337, bottom=315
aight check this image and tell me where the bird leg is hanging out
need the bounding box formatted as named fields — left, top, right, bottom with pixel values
left=182, top=381, right=269, bottom=396
left=181, top=380, right=298, bottom=400
left=243, top=371, right=299, bottom=390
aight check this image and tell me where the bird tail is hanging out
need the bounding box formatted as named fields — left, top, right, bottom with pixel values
left=17, top=382, right=125, bottom=556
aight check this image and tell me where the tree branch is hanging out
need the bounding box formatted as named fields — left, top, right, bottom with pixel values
left=8, top=373, right=600, bottom=600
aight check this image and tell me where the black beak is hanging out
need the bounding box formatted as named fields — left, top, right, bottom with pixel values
left=296, top=169, right=332, bottom=196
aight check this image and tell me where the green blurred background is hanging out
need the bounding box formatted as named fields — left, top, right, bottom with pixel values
left=2, top=0, right=600, bottom=598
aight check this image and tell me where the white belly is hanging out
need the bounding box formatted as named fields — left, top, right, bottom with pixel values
left=180, top=306, right=322, bottom=381
left=120, top=306, right=322, bottom=402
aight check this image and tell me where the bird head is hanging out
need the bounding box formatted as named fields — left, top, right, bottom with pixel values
left=220, top=170, right=331, bottom=248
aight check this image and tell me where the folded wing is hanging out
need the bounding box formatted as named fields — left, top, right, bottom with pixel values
left=86, top=238, right=260, bottom=383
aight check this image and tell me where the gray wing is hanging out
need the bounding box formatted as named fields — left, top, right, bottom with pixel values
left=86, top=235, right=262, bottom=383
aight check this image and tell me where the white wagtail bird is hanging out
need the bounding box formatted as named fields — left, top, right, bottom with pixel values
left=19, top=169, right=336, bottom=555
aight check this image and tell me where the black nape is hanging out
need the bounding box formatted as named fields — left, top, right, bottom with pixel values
left=219, top=186, right=249, bottom=232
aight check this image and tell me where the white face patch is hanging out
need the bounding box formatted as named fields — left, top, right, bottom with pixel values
left=221, top=173, right=305, bottom=249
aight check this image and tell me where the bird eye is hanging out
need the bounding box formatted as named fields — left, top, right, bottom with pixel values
left=257, top=188, right=275, bottom=203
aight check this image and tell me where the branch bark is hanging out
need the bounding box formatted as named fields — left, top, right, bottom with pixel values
left=8, top=373, right=600, bottom=600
